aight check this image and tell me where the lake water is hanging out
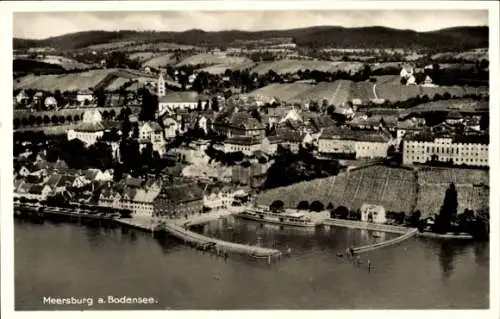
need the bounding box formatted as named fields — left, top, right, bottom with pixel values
left=14, top=216, right=489, bottom=310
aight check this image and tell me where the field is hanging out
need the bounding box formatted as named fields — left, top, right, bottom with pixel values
left=176, top=54, right=252, bottom=67
left=142, top=53, right=175, bottom=68
left=197, top=62, right=256, bottom=75
left=249, top=60, right=365, bottom=75
left=128, top=51, right=157, bottom=62
left=14, top=54, right=93, bottom=70
left=400, top=99, right=489, bottom=117
left=257, top=165, right=417, bottom=213
left=13, top=68, right=155, bottom=92
left=84, top=41, right=137, bottom=51
left=245, top=79, right=485, bottom=105
left=431, top=50, right=488, bottom=62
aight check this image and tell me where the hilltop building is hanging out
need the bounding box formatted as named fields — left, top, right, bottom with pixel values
left=402, top=134, right=489, bottom=167
left=67, top=109, right=105, bottom=146
left=318, top=127, right=392, bottom=159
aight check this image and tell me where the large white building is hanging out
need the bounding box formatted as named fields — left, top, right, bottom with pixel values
left=157, top=91, right=200, bottom=116
left=67, top=110, right=105, bottom=146
left=403, top=134, right=489, bottom=167
left=318, top=128, right=392, bottom=159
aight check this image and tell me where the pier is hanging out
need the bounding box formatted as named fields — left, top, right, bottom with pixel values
left=162, top=222, right=282, bottom=259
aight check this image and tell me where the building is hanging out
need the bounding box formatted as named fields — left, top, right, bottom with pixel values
left=139, top=121, right=166, bottom=155
left=98, top=179, right=162, bottom=217
left=224, top=136, right=263, bottom=155
left=157, top=91, right=200, bottom=116
left=360, top=204, right=387, bottom=224
left=77, top=89, right=94, bottom=105
left=213, top=112, right=266, bottom=139
left=67, top=110, right=105, bottom=146
left=318, top=127, right=392, bottom=159
left=157, top=72, right=166, bottom=97
left=162, top=117, right=180, bottom=139
left=201, top=183, right=236, bottom=210
left=153, top=181, right=204, bottom=219
left=44, top=96, right=57, bottom=109
left=402, top=134, right=489, bottom=167
left=16, top=90, right=28, bottom=104
left=14, top=182, right=52, bottom=201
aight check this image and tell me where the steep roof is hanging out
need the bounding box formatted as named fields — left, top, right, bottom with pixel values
left=321, top=127, right=391, bottom=143
left=159, top=91, right=200, bottom=103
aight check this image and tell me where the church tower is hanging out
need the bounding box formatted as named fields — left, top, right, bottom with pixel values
left=157, top=71, right=166, bottom=97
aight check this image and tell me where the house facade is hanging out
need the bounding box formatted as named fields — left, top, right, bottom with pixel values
left=318, top=128, right=391, bottom=159
left=402, top=135, right=489, bottom=167
left=139, top=121, right=166, bottom=155
left=153, top=182, right=204, bottom=218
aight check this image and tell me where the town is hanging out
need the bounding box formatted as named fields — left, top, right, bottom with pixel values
left=13, top=26, right=490, bottom=244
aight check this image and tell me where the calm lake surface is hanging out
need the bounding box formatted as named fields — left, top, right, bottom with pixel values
left=14, top=216, right=489, bottom=310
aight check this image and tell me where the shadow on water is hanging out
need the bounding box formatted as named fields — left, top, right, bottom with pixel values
left=438, top=240, right=472, bottom=279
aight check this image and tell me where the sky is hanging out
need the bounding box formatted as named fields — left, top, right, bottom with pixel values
left=13, top=10, right=488, bottom=39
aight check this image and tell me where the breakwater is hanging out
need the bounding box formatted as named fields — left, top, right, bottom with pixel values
left=321, top=218, right=410, bottom=234
left=163, top=222, right=282, bottom=259
left=353, top=229, right=418, bottom=254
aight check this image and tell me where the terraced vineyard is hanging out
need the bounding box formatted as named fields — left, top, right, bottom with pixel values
left=257, top=165, right=416, bottom=213
left=415, top=167, right=489, bottom=217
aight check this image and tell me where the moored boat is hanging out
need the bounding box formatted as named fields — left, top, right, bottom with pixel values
left=237, top=207, right=316, bottom=227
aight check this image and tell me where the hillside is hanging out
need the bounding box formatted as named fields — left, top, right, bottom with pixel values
left=257, top=165, right=417, bottom=213
left=256, top=164, right=489, bottom=217
left=13, top=26, right=488, bottom=51
left=415, top=167, right=489, bottom=217
left=13, top=68, right=155, bottom=92
left=245, top=80, right=487, bottom=105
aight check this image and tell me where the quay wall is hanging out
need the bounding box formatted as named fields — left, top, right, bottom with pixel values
left=322, top=218, right=410, bottom=234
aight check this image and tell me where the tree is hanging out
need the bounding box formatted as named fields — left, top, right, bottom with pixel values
left=297, top=201, right=309, bottom=210
left=59, top=116, right=65, bottom=124
left=44, top=115, right=51, bottom=124
left=211, top=97, right=219, bottom=112
left=121, top=117, right=132, bottom=139
left=434, top=182, right=458, bottom=233
left=270, top=200, right=284, bottom=211
left=333, top=206, right=349, bottom=219
left=310, top=201, right=324, bottom=212
left=327, top=202, right=334, bottom=210
left=50, top=115, right=59, bottom=124
left=73, top=115, right=80, bottom=122
left=197, top=99, right=203, bottom=111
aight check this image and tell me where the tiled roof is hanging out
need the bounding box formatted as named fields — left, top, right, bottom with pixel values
left=74, top=122, right=106, bottom=132
left=159, top=91, right=200, bottom=103
left=45, top=174, right=62, bottom=188
left=277, top=129, right=304, bottom=143
left=321, top=127, right=391, bottom=143
left=268, top=107, right=291, bottom=118
left=157, top=183, right=203, bottom=203
left=142, top=121, right=163, bottom=132
left=125, top=177, right=143, bottom=188
left=226, top=136, right=262, bottom=146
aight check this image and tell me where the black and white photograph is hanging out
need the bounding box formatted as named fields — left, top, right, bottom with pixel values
left=1, top=1, right=498, bottom=318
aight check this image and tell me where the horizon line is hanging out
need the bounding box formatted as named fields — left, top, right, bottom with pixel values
left=13, top=24, right=489, bottom=41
